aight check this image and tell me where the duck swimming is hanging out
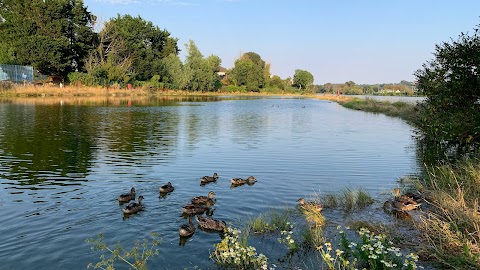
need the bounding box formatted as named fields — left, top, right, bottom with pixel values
left=231, top=176, right=257, bottom=186
left=182, top=204, right=209, bottom=215
left=191, top=191, right=216, bottom=205
left=123, top=196, right=144, bottom=214
left=297, top=198, right=323, bottom=212
left=118, top=187, right=135, bottom=202
left=196, top=216, right=226, bottom=232
left=200, top=173, right=218, bottom=185
left=179, top=215, right=195, bottom=237
left=159, top=182, right=174, bottom=193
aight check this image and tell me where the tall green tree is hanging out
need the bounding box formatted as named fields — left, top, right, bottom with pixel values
left=160, top=53, right=183, bottom=88
left=293, top=69, right=314, bottom=90
left=0, top=0, right=97, bottom=76
left=103, top=14, right=179, bottom=81
left=415, top=23, right=480, bottom=145
left=182, top=40, right=220, bottom=91
left=230, top=52, right=266, bottom=91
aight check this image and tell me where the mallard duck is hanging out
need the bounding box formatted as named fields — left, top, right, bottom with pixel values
left=196, top=216, right=226, bottom=232
left=231, top=176, right=257, bottom=186
left=123, top=196, right=144, bottom=214
left=383, top=188, right=421, bottom=213
left=159, top=182, right=174, bottom=193
left=182, top=204, right=209, bottom=215
left=297, top=198, right=322, bottom=212
left=200, top=173, right=218, bottom=185
left=191, top=191, right=216, bottom=205
left=179, top=215, right=195, bottom=237
left=118, top=187, right=135, bottom=202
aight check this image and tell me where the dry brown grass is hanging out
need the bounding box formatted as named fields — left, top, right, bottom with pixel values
left=416, top=158, right=480, bottom=269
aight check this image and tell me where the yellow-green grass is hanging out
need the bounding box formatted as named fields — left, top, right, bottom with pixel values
left=416, top=157, right=480, bottom=269
left=318, top=188, right=374, bottom=212
left=246, top=209, right=295, bottom=234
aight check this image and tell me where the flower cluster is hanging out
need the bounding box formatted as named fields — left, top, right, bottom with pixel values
left=277, top=222, right=297, bottom=251
left=318, top=226, right=423, bottom=270
left=211, top=226, right=274, bottom=270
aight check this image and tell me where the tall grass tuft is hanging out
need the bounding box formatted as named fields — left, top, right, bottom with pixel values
left=319, top=188, right=374, bottom=212
left=246, top=209, right=294, bottom=234
left=416, top=157, right=480, bottom=269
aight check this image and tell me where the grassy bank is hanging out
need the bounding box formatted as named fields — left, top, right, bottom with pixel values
left=415, top=158, right=480, bottom=269
left=314, top=94, right=420, bottom=124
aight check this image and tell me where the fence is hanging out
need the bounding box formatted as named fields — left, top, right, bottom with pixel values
left=0, top=64, right=34, bottom=83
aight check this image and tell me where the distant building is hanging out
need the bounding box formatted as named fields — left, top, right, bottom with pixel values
left=217, top=67, right=227, bottom=79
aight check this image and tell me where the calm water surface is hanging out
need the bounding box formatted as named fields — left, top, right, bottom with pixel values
left=0, top=96, right=419, bottom=269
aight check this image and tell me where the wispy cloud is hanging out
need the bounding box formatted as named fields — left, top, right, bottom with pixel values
left=95, top=0, right=199, bottom=6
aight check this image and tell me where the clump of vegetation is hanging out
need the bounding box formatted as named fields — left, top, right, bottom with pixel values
left=319, top=188, right=374, bottom=212
left=319, top=226, right=422, bottom=270
left=211, top=226, right=271, bottom=270
left=86, top=232, right=160, bottom=270
left=277, top=222, right=298, bottom=252
left=415, top=157, right=480, bottom=269
left=301, top=224, right=325, bottom=250
left=339, top=98, right=419, bottom=124
left=247, top=209, right=294, bottom=234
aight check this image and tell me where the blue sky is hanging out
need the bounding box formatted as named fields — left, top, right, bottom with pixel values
left=84, top=0, right=480, bottom=84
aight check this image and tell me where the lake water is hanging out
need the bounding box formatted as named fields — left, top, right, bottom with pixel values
left=0, top=96, right=420, bottom=269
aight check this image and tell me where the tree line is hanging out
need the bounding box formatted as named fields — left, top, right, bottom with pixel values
left=316, top=80, right=417, bottom=96
left=0, top=0, right=314, bottom=93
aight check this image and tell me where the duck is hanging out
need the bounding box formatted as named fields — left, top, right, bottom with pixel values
left=383, top=188, right=421, bottom=213
left=196, top=216, right=226, bottom=232
left=182, top=204, right=209, bottom=215
left=200, top=173, right=219, bottom=185
left=191, top=191, right=216, bottom=205
left=179, top=215, right=195, bottom=237
left=230, top=176, right=257, bottom=186
left=159, top=182, right=174, bottom=193
left=297, top=198, right=323, bottom=212
left=123, top=196, right=144, bottom=214
left=118, top=187, right=135, bottom=202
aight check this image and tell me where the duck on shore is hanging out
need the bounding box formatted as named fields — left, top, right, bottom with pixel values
left=201, top=173, right=219, bottom=185
left=297, top=197, right=323, bottom=212
left=383, top=188, right=422, bottom=213
left=123, top=196, right=144, bottom=214
left=118, top=187, right=136, bottom=202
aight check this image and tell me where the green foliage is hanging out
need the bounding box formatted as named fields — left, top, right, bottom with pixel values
left=102, top=14, right=178, bottom=81
left=181, top=40, right=220, bottom=91
left=67, top=72, right=103, bottom=86
left=319, top=188, right=374, bottom=212
left=230, top=52, right=267, bottom=92
left=159, top=53, right=183, bottom=89
left=211, top=226, right=270, bottom=269
left=223, top=85, right=248, bottom=93
left=319, top=227, right=421, bottom=270
left=415, top=23, right=480, bottom=145
left=0, top=0, right=96, bottom=76
left=247, top=210, right=295, bottom=234
left=292, top=69, right=314, bottom=90
left=86, top=232, right=160, bottom=270
left=339, top=98, right=419, bottom=124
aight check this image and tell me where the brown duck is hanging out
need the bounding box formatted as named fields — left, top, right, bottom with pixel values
left=123, top=196, right=144, bottom=214
left=196, top=216, right=226, bottom=232
left=179, top=215, right=195, bottom=237
left=159, top=182, right=174, bottom=193
left=200, top=173, right=219, bottom=185
left=191, top=191, right=216, bottom=205
left=231, top=176, right=257, bottom=186
left=297, top=198, right=323, bottom=212
left=182, top=204, right=209, bottom=215
left=118, top=187, right=135, bottom=202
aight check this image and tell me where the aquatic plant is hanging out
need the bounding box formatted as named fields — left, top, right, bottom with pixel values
left=211, top=226, right=273, bottom=269
left=277, top=222, right=298, bottom=252
left=247, top=209, right=294, bottom=234
left=86, top=232, right=160, bottom=270
left=318, top=226, right=422, bottom=270
left=319, top=188, right=374, bottom=212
